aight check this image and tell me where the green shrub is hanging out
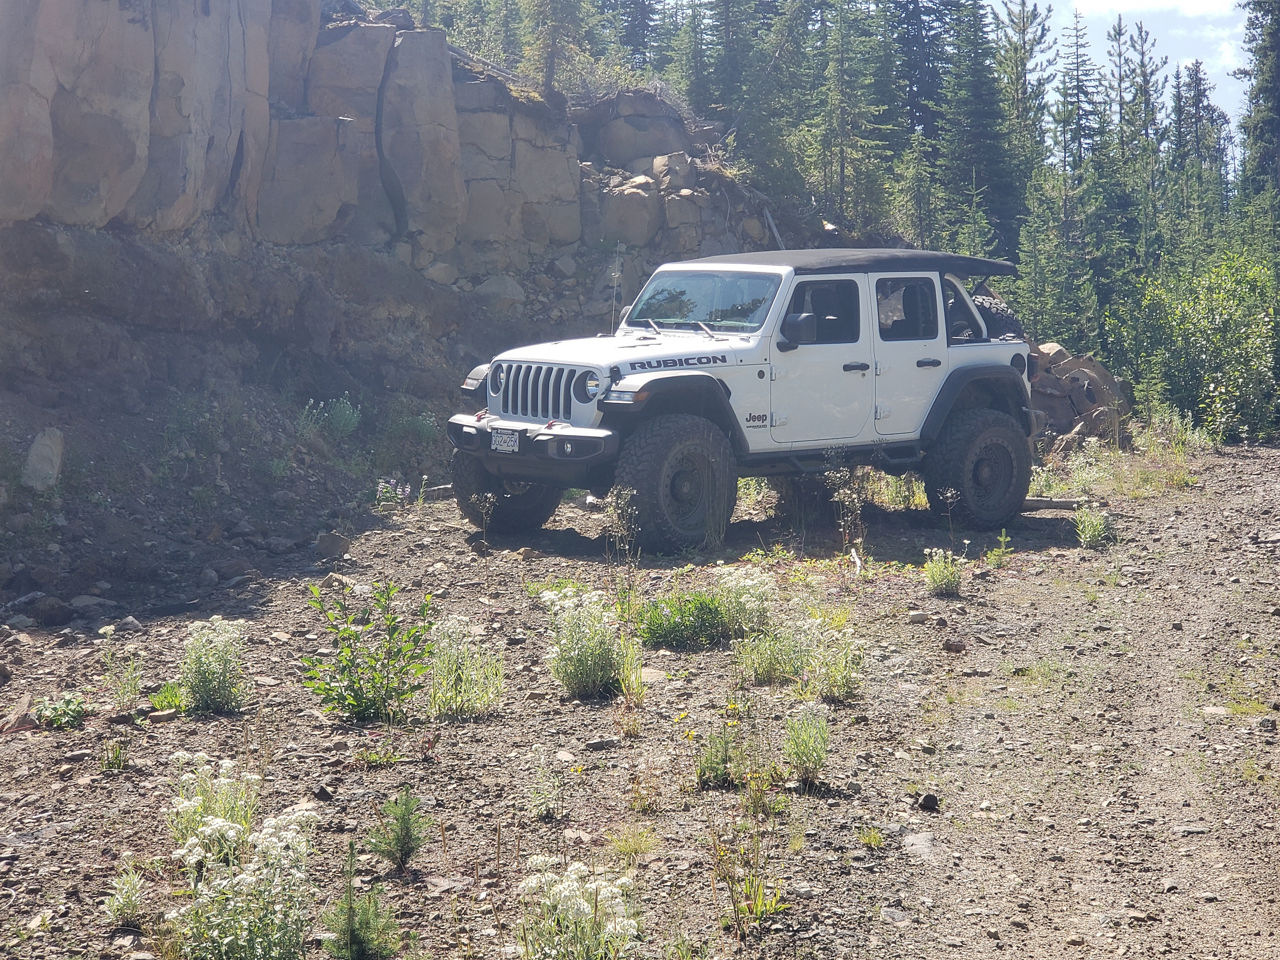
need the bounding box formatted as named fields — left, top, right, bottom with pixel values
left=105, top=858, right=146, bottom=929
left=733, top=630, right=807, bottom=685
left=711, top=566, right=774, bottom=637
left=548, top=605, right=622, bottom=700
left=303, top=582, right=434, bottom=723
left=180, top=617, right=250, bottom=715
left=696, top=728, right=738, bottom=790
left=639, top=592, right=733, bottom=649
left=367, top=787, right=432, bottom=874
left=149, top=681, right=183, bottom=712
left=1074, top=505, right=1117, bottom=550
left=783, top=711, right=830, bottom=784
left=798, top=633, right=863, bottom=703
left=34, top=692, right=88, bottom=729
left=167, top=753, right=261, bottom=862
left=301, top=393, right=363, bottom=443
left=424, top=621, right=503, bottom=721
left=922, top=548, right=963, bottom=597
left=101, top=635, right=143, bottom=714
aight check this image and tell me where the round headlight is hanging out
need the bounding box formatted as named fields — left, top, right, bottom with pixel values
left=489, top=365, right=506, bottom=393
left=584, top=374, right=601, bottom=399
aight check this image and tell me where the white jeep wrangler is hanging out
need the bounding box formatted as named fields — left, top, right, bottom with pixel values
left=447, top=249, right=1043, bottom=550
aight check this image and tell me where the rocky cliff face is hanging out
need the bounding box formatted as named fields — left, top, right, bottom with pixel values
left=0, top=1, right=774, bottom=387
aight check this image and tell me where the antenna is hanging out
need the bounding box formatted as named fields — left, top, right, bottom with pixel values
left=609, top=242, right=623, bottom=334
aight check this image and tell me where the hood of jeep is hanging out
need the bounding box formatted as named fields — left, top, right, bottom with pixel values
left=491, top=333, right=750, bottom=373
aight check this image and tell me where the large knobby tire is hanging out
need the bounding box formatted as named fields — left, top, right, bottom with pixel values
left=924, top=409, right=1031, bottom=528
left=972, top=295, right=1027, bottom=340
left=450, top=451, right=563, bottom=535
left=614, top=414, right=737, bottom=552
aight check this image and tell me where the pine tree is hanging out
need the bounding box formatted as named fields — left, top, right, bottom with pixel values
left=1239, top=0, right=1280, bottom=197
left=887, top=0, right=954, bottom=143
left=994, top=0, right=1056, bottom=221
left=937, top=0, right=1017, bottom=253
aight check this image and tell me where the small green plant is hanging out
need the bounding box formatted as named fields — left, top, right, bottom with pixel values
left=1074, top=504, right=1117, bottom=549
left=733, top=630, right=806, bottom=686
left=922, top=547, right=964, bottom=597
left=711, top=834, right=788, bottom=937
left=324, top=842, right=400, bottom=960
left=180, top=617, right=250, bottom=715
left=424, top=620, right=503, bottom=721
left=606, top=823, right=657, bottom=866
left=34, top=692, right=88, bottom=729
left=782, top=711, right=829, bottom=784
left=528, top=765, right=565, bottom=822
left=301, top=393, right=363, bottom=443
left=547, top=601, right=622, bottom=700
left=517, top=857, right=639, bottom=958
left=303, top=582, right=434, bottom=723
left=149, top=681, right=183, bottom=712
left=102, top=738, right=130, bottom=771
left=367, top=786, right=433, bottom=874
left=797, top=633, right=863, bottom=703
left=696, top=728, right=738, bottom=790
left=105, top=857, right=146, bottom=929
left=857, top=826, right=884, bottom=849
left=984, top=528, right=1013, bottom=568
left=640, top=592, right=733, bottom=650
left=618, top=632, right=645, bottom=707
left=101, top=631, right=143, bottom=714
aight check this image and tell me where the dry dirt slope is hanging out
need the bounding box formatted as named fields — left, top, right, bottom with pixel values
left=0, top=446, right=1278, bottom=960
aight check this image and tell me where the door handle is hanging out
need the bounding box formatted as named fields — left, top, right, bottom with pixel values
left=843, top=361, right=870, bottom=372
left=917, top=358, right=942, bottom=368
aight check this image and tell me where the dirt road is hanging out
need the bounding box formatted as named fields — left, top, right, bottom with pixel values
left=1, top=445, right=1277, bottom=959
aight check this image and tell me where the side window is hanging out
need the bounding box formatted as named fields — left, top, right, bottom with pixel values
left=785, top=280, right=860, bottom=344
left=942, top=277, right=983, bottom=342
left=876, top=277, right=939, bottom=342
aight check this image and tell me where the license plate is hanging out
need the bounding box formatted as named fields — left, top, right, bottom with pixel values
left=491, top=429, right=519, bottom=454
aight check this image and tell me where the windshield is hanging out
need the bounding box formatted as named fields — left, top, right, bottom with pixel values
left=627, top=270, right=782, bottom=333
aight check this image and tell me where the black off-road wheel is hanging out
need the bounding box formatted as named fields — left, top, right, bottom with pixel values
left=613, top=414, right=737, bottom=551
left=450, top=451, right=564, bottom=534
left=972, top=295, right=1026, bottom=340
left=923, top=409, right=1031, bottom=528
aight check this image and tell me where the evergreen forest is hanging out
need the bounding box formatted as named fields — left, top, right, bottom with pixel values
left=411, top=0, right=1280, bottom=440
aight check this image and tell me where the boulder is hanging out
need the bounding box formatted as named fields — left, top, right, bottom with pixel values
left=21, top=427, right=64, bottom=493
left=653, top=152, right=695, bottom=190
left=599, top=178, right=662, bottom=247
left=663, top=193, right=699, bottom=229
left=372, top=8, right=416, bottom=29
left=473, top=275, right=525, bottom=313
left=257, top=117, right=359, bottom=243
left=461, top=179, right=520, bottom=244
left=268, top=0, right=324, bottom=111
left=596, top=115, right=688, bottom=167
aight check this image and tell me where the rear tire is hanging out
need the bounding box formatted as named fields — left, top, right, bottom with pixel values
left=924, top=409, right=1030, bottom=528
left=614, top=414, right=736, bottom=551
left=972, top=295, right=1026, bottom=340
left=450, top=451, right=563, bottom=534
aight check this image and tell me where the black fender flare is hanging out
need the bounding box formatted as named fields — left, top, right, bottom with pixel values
left=920, top=365, right=1033, bottom=443
left=602, top=374, right=748, bottom=455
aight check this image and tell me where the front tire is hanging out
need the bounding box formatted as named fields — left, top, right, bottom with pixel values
left=614, top=414, right=736, bottom=551
left=924, top=409, right=1031, bottom=528
left=450, top=451, right=563, bottom=534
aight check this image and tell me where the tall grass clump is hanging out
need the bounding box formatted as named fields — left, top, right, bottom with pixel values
left=303, top=582, right=433, bottom=723
left=733, top=629, right=807, bottom=686
left=639, top=592, right=732, bottom=650
left=547, top=592, right=622, bottom=699
left=424, top=618, right=503, bottom=721
left=180, top=617, right=250, bottom=715
left=1074, top=504, right=1117, bottom=550
left=782, top=711, right=830, bottom=784
left=517, top=857, right=639, bottom=959
left=797, top=631, right=863, bottom=703
left=922, top=548, right=963, bottom=597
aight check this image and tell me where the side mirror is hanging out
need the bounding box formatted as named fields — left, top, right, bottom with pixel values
left=620, top=303, right=633, bottom=322
left=778, top=312, right=817, bottom=351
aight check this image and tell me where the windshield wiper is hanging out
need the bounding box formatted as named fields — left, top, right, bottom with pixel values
left=693, top=320, right=717, bottom=338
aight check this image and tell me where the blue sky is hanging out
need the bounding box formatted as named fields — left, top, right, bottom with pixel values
left=1048, top=1, right=1248, bottom=118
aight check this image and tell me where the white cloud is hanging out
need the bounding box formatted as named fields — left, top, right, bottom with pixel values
left=1067, top=0, right=1238, bottom=18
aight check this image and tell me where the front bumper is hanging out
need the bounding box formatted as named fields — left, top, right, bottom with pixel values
left=447, top=413, right=621, bottom=484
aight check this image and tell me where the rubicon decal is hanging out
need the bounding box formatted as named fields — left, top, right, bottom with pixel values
left=627, top=354, right=728, bottom=371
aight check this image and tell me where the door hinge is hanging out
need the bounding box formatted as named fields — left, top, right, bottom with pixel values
left=772, top=412, right=787, bottom=428
left=875, top=360, right=884, bottom=376
left=875, top=404, right=889, bottom=421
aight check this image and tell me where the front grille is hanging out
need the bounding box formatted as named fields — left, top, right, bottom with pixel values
left=494, top=362, right=578, bottom=421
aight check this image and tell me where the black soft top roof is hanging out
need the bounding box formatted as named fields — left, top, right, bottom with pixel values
left=684, top=248, right=1017, bottom=277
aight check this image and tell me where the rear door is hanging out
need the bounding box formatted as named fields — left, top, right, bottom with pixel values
left=871, top=273, right=948, bottom=437
left=769, top=276, right=874, bottom=445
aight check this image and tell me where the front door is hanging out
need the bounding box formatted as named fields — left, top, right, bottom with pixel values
left=871, top=273, right=948, bottom=436
left=769, top=277, right=874, bottom=445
